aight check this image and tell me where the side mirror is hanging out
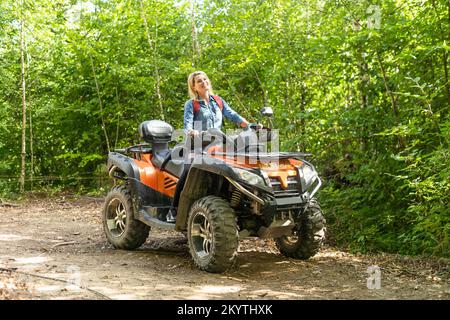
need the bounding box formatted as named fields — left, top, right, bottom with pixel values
left=261, top=107, right=273, bottom=117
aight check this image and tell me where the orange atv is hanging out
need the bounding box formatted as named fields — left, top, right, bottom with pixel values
left=103, top=108, right=325, bottom=273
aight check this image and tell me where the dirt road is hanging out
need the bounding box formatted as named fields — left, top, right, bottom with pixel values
left=0, top=196, right=448, bottom=300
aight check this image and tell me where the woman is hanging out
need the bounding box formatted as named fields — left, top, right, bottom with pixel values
left=184, top=71, right=249, bottom=136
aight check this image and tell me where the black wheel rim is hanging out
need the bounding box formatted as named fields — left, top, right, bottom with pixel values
left=281, top=230, right=299, bottom=245
left=190, top=211, right=213, bottom=259
left=106, top=198, right=127, bottom=237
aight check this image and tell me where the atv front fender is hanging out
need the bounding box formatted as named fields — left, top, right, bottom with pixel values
left=174, top=158, right=237, bottom=231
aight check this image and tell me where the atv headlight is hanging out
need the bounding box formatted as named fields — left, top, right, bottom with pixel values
left=233, top=168, right=266, bottom=187
left=301, top=164, right=318, bottom=189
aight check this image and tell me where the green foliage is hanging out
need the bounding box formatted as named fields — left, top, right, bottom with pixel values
left=321, top=145, right=449, bottom=258
left=0, top=0, right=448, bottom=257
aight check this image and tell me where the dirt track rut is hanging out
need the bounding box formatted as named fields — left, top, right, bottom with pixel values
left=0, top=197, right=448, bottom=300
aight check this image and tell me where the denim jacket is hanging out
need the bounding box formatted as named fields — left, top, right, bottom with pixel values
left=183, top=95, right=245, bottom=131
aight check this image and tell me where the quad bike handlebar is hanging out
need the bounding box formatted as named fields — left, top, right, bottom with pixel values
left=245, top=123, right=264, bottom=131
left=185, top=125, right=277, bottom=155
left=115, top=125, right=274, bottom=155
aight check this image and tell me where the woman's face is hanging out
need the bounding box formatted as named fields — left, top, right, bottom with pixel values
left=193, top=74, right=210, bottom=96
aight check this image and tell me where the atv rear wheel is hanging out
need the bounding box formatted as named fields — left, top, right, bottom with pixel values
left=275, top=199, right=325, bottom=259
left=187, top=196, right=238, bottom=273
left=102, top=186, right=150, bottom=250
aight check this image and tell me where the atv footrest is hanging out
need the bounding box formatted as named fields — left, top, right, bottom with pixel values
left=138, top=209, right=176, bottom=230
left=142, top=205, right=170, bottom=220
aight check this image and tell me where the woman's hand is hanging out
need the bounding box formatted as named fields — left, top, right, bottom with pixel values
left=246, top=123, right=264, bottom=131
left=241, top=120, right=262, bottom=130
left=188, top=129, right=200, bottom=136
left=240, top=120, right=250, bottom=128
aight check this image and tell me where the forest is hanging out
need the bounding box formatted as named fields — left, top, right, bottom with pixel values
left=0, top=0, right=448, bottom=258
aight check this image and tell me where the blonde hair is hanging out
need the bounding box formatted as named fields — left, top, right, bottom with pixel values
left=187, top=71, right=214, bottom=99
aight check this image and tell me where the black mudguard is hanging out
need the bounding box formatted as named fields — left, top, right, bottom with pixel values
left=174, top=156, right=238, bottom=231
left=107, top=152, right=172, bottom=212
left=107, top=152, right=141, bottom=180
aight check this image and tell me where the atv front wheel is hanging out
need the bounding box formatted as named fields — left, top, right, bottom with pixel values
left=102, top=186, right=150, bottom=249
left=187, top=196, right=238, bottom=273
left=275, top=199, right=325, bottom=259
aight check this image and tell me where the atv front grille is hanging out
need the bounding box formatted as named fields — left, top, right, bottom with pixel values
left=269, top=177, right=300, bottom=198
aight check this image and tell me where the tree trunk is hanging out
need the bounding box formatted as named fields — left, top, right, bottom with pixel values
left=442, top=48, right=450, bottom=108
left=114, top=86, right=120, bottom=150
left=189, top=0, right=200, bottom=67
left=89, top=55, right=111, bottom=152
left=376, top=51, right=405, bottom=149
left=446, top=0, right=450, bottom=107
left=432, top=0, right=450, bottom=107
left=29, top=103, right=33, bottom=191
left=376, top=52, right=398, bottom=117
left=251, top=66, right=267, bottom=107
left=19, top=0, right=27, bottom=193
left=140, top=0, right=165, bottom=120
left=357, top=51, right=369, bottom=151
left=26, top=34, right=33, bottom=191
left=297, top=85, right=307, bottom=152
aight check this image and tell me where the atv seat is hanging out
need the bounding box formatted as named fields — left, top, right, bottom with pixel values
left=138, top=119, right=183, bottom=176
left=152, top=145, right=187, bottom=178
left=164, top=158, right=185, bottom=178
left=163, top=145, right=187, bottom=178
left=151, top=149, right=170, bottom=169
